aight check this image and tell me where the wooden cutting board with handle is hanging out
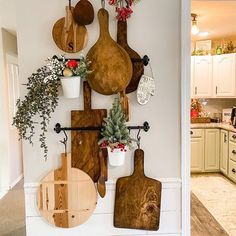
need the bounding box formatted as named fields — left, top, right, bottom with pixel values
left=114, top=149, right=162, bottom=231
left=117, top=20, right=144, bottom=94
left=71, top=81, right=108, bottom=183
left=86, top=8, right=132, bottom=95
left=52, top=6, right=88, bottom=53
left=37, top=153, right=97, bottom=228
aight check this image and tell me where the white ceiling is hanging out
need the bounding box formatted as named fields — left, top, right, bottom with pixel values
left=192, top=0, right=236, bottom=41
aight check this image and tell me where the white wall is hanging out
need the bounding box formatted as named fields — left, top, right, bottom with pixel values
left=16, top=0, right=181, bottom=235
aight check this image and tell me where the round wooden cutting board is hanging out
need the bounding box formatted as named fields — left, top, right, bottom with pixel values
left=37, top=153, right=97, bottom=228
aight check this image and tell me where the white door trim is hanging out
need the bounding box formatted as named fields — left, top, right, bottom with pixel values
left=181, top=0, right=191, bottom=235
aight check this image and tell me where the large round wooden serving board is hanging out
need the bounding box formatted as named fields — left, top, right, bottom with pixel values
left=86, top=8, right=132, bottom=95
left=37, top=153, right=97, bottom=228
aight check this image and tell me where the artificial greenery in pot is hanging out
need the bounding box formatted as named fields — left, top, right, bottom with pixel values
left=13, top=55, right=90, bottom=160
left=99, top=95, right=136, bottom=166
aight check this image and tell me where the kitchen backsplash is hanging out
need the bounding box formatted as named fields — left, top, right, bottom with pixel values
left=200, top=99, right=236, bottom=117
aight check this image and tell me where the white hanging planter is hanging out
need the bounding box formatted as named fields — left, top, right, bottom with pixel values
left=107, top=147, right=126, bottom=167
left=60, top=76, right=81, bottom=99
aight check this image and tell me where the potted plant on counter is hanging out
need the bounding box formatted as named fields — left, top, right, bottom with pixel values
left=60, top=55, right=91, bottom=98
left=99, top=95, right=135, bottom=166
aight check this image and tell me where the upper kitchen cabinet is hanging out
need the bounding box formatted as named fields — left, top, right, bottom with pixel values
left=193, top=56, right=213, bottom=98
left=213, top=53, right=236, bottom=97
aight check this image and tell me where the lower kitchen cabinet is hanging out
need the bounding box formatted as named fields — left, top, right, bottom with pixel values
left=220, top=130, right=229, bottom=175
left=191, top=133, right=204, bottom=172
left=191, top=128, right=220, bottom=173
left=205, top=129, right=220, bottom=172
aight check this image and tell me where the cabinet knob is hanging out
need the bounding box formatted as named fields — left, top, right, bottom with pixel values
left=190, top=131, right=193, bottom=135
left=232, top=150, right=236, bottom=155
left=232, top=135, right=236, bottom=139
left=232, top=168, right=236, bottom=173
left=224, top=134, right=227, bottom=143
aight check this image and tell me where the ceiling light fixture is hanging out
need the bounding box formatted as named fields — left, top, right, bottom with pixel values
left=198, top=32, right=209, bottom=37
left=191, top=13, right=199, bottom=35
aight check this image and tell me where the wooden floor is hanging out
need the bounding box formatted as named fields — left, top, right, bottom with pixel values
left=191, top=193, right=229, bottom=236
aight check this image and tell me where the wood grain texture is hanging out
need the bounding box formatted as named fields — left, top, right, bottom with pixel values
left=73, top=0, right=94, bottom=25
left=117, top=20, right=144, bottom=94
left=120, top=91, right=129, bottom=121
left=114, top=149, right=162, bottom=231
left=191, top=193, right=229, bottom=236
left=71, top=81, right=108, bottom=182
left=86, top=8, right=132, bottom=95
left=97, top=150, right=106, bottom=198
left=52, top=6, right=88, bottom=53
left=37, top=153, right=97, bottom=228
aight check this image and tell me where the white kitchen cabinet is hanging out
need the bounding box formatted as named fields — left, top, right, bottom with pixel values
left=191, top=129, right=204, bottom=172
left=213, top=53, right=236, bottom=97
left=193, top=56, right=213, bottom=98
left=205, top=129, right=220, bottom=172
left=191, top=57, right=194, bottom=98
left=220, top=130, right=229, bottom=175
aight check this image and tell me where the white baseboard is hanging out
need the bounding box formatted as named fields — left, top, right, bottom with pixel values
left=24, top=178, right=182, bottom=236
left=10, top=174, right=23, bottom=189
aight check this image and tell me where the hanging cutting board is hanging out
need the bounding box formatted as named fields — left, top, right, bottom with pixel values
left=114, top=149, right=162, bottom=231
left=86, top=8, right=132, bottom=95
left=37, top=153, right=97, bottom=228
left=71, top=81, right=108, bottom=182
left=52, top=6, right=88, bottom=53
left=117, top=20, right=144, bottom=94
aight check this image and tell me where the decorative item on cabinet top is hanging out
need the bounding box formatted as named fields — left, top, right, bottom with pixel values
left=52, top=0, right=88, bottom=53
left=86, top=8, right=132, bottom=95
left=114, top=148, right=162, bottom=231
left=37, top=153, right=97, bottom=228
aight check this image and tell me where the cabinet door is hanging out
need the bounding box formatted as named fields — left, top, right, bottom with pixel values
left=205, top=129, right=220, bottom=172
left=220, top=130, right=229, bottom=175
left=191, top=57, right=194, bottom=98
left=191, top=129, right=204, bottom=172
left=213, top=53, right=236, bottom=97
left=193, top=56, right=213, bottom=98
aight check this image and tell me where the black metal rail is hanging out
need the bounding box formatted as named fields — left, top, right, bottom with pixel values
left=54, top=122, right=150, bottom=134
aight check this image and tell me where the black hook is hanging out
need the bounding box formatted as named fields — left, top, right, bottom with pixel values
left=60, top=130, right=68, bottom=155
left=137, top=128, right=141, bottom=149
left=69, top=0, right=72, bottom=9
left=101, top=0, right=105, bottom=8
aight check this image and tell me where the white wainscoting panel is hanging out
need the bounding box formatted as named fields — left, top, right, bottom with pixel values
left=24, top=178, right=181, bottom=236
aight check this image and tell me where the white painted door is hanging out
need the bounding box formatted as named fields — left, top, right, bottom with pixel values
left=191, top=129, right=204, bottom=172
left=220, top=130, right=229, bottom=175
left=213, top=53, right=236, bottom=97
left=193, top=56, right=212, bottom=98
left=205, top=129, right=220, bottom=172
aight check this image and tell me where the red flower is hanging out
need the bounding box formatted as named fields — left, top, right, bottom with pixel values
left=108, top=0, right=117, bottom=5
left=67, top=60, right=78, bottom=69
left=116, top=6, right=133, bottom=21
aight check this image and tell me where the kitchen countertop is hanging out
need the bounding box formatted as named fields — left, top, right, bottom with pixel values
left=191, top=123, right=236, bottom=133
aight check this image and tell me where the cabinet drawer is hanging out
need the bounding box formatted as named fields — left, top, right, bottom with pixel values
left=190, top=129, right=203, bottom=138
left=229, top=141, right=236, bottom=162
left=229, top=132, right=236, bottom=142
left=228, top=160, right=236, bottom=183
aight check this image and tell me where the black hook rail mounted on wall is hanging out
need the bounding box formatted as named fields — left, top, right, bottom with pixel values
left=54, top=122, right=150, bottom=134
left=53, top=55, right=150, bottom=67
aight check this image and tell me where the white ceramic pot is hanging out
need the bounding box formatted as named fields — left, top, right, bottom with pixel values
left=107, top=147, right=126, bottom=167
left=60, top=76, right=81, bottom=99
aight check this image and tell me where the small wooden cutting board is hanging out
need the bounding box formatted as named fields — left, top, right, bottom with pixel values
left=114, top=149, right=162, bottom=231
left=71, top=81, right=107, bottom=182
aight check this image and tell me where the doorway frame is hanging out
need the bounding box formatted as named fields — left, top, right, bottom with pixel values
left=181, top=0, right=191, bottom=235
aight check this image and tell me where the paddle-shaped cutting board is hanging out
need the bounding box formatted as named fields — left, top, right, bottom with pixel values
left=117, top=20, right=144, bottom=94
left=71, top=81, right=107, bottom=182
left=37, top=153, right=97, bottom=228
left=114, top=149, right=162, bottom=231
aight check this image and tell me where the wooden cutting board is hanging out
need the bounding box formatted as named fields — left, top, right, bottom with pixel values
left=37, top=153, right=97, bottom=228
left=117, top=20, right=144, bottom=94
left=52, top=6, right=88, bottom=53
left=114, top=149, right=162, bottom=231
left=86, top=8, right=132, bottom=95
left=71, top=81, right=107, bottom=182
